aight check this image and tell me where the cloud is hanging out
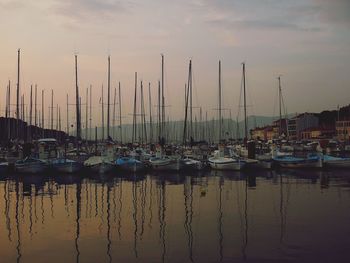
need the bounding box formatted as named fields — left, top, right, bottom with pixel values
left=51, top=0, right=128, bottom=22
left=0, top=0, right=26, bottom=10
left=315, top=0, right=350, bottom=26
left=197, top=0, right=350, bottom=32
left=208, top=18, right=321, bottom=32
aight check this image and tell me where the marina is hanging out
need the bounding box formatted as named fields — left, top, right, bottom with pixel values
left=1, top=1, right=350, bottom=262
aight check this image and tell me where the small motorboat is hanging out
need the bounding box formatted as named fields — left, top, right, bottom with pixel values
left=15, top=157, right=48, bottom=174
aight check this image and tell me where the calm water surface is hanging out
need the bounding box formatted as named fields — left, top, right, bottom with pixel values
left=1, top=170, right=350, bottom=263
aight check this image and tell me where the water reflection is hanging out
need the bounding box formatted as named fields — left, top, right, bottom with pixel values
left=0, top=170, right=350, bottom=263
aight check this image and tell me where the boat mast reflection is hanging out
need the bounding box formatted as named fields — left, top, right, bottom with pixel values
left=132, top=178, right=138, bottom=258
left=118, top=180, right=122, bottom=240
left=242, top=175, right=249, bottom=261
left=158, top=179, right=166, bottom=263
left=218, top=176, right=223, bottom=262
left=15, top=181, right=22, bottom=263
left=184, top=176, right=194, bottom=262
left=4, top=180, right=12, bottom=242
left=106, top=184, right=112, bottom=263
left=75, top=182, right=81, bottom=263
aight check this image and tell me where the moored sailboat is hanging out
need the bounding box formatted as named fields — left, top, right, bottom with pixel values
left=208, top=150, right=246, bottom=171
left=51, top=158, right=83, bottom=174
left=273, top=153, right=323, bottom=169
left=116, top=156, right=146, bottom=173
left=84, top=155, right=115, bottom=174
left=323, top=155, right=350, bottom=168
left=15, top=157, right=48, bottom=174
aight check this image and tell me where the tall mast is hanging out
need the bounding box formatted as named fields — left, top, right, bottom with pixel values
left=16, top=49, right=20, bottom=119
left=278, top=76, right=282, bottom=137
left=132, top=72, right=137, bottom=143
left=158, top=80, right=161, bottom=140
left=200, top=107, right=203, bottom=141
left=161, top=54, right=165, bottom=139
left=66, top=93, right=69, bottom=135
left=6, top=80, right=10, bottom=118
left=140, top=80, right=144, bottom=144
left=183, top=83, right=190, bottom=145
left=22, top=95, right=24, bottom=121
left=89, top=85, right=92, bottom=141
left=218, top=60, right=222, bottom=142
left=5, top=82, right=8, bottom=118
left=118, top=82, right=122, bottom=143
left=107, top=56, right=111, bottom=139
left=101, top=85, right=104, bottom=141
left=16, top=49, right=20, bottom=138
left=56, top=103, right=59, bottom=130
left=59, top=106, right=61, bottom=132
left=34, top=84, right=37, bottom=127
left=29, top=85, right=33, bottom=141
left=189, top=60, right=193, bottom=140
left=30, top=85, right=33, bottom=126
left=113, top=86, right=116, bottom=140
left=242, top=62, right=248, bottom=140
left=85, top=87, right=89, bottom=140
left=42, top=90, right=44, bottom=135
left=7, top=81, right=11, bottom=139
left=148, top=82, right=153, bottom=144
left=51, top=89, right=54, bottom=130
left=140, top=80, right=147, bottom=144
left=75, top=54, right=81, bottom=140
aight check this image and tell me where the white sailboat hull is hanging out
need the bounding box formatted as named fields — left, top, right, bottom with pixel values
left=208, top=157, right=245, bottom=171
left=150, top=159, right=181, bottom=171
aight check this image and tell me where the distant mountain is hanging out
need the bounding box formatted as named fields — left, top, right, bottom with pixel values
left=77, top=114, right=294, bottom=143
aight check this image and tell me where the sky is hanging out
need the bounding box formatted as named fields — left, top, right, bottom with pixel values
left=1, top=0, right=350, bottom=129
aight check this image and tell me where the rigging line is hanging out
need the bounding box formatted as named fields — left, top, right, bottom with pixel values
left=237, top=69, right=244, bottom=121
left=245, top=71, right=258, bottom=127
left=272, top=84, right=279, bottom=121
left=191, top=61, right=200, bottom=108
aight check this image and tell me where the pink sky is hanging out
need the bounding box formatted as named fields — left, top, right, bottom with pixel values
left=1, top=0, right=349, bottom=129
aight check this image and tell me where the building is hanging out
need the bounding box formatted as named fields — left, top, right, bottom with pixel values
left=301, top=127, right=335, bottom=140
left=272, top=118, right=288, bottom=137
left=336, top=120, right=350, bottom=141
left=250, top=113, right=320, bottom=141
left=265, top=126, right=279, bottom=140
left=251, top=127, right=265, bottom=140
left=288, top=113, right=319, bottom=140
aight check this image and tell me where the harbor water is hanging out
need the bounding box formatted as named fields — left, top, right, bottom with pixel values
left=0, top=170, right=350, bottom=262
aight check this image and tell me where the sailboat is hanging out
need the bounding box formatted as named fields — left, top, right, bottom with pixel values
left=323, top=155, right=350, bottom=168
left=51, top=158, right=83, bottom=174
left=116, top=153, right=146, bottom=173
left=209, top=147, right=246, bottom=170
left=181, top=59, right=204, bottom=171
left=15, top=157, right=48, bottom=174
left=0, top=158, right=9, bottom=173
left=208, top=61, right=246, bottom=171
left=84, top=57, right=116, bottom=174
left=149, top=148, right=182, bottom=171
left=148, top=54, right=182, bottom=172
left=273, top=153, right=323, bottom=168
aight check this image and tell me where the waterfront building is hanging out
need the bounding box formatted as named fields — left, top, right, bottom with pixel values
left=336, top=119, right=350, bottom=141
